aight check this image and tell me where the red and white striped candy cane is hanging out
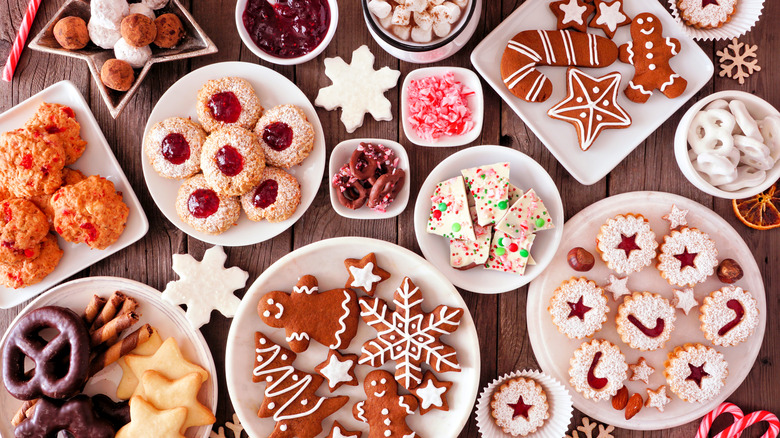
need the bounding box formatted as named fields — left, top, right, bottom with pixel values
left=2, top=0, right=43, bottom=82
left=715, top=410, right=780, bottom=438
left=696, top=402, right=745, bottom=438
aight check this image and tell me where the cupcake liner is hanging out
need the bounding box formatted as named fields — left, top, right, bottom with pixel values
left=668, top=0, right=765, bottom=41
left=475, top=369, right=573, bottom=438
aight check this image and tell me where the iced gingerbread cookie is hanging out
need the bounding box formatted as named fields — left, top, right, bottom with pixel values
left=678, top=0, right=737, bottom=29
left=548, top=277, right=609, bottom=339
left=590, top=0, right=630, bottom=38
left=315, top=350, right=359, bottom=393
left=427, top=175, right=475, bottom=241
left=353, top=369, right=419, bottom=438
left=657, top=227, right=718, bottom=287
left=461, top=162, right=510, bottom=226
left=494, top=189, right=555, bottom=239
left=615, top=292, right=676, bottom=351
left=700, top=286, right=758, bottom=347
left=196, top=77, right=263, bottom=132
left=412, top=371, right=452, bottom=415
left=343, top=252, right=391, bottom=296
left=490, top=376, right=549, bottom=437
left=596, top=213, right=658, bottom=274
left=569, top=339, right=628, bottom=402
left=449, top=207, right=492, bottom=270
left=664, top=343, right=727, bottom=403
left=485, top=230, right=535, bottom=275
left=549, top=0, right=594, bottom=33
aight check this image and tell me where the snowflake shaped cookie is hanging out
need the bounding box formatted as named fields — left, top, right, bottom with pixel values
left=358, top=276, right=464, bottom=390
left=672, top=287, right=698, bottom=315
left=717, top=38, right=760, bottom=85
left=604, top=274, right=630, bottom=301
left=162, top=246, right=248, bottom=329
left=315, top=45, right=400, bottom=133
left=663, top=204, right=689, bottom=229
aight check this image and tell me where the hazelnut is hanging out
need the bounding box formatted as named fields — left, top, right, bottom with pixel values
left=53, top=16, right=89, bottom=50
left=567, top=247, right=594, bottom=272
left=153, top=13, right=184, bottom=48
left=100, top=59, right=135, bottom=91
left=717, top=258, right=743, bottom=284
left=120, top=13, right=157, bottom=47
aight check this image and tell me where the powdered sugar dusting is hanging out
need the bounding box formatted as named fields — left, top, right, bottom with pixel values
left=175, top=174, right=240, bottom=235
left=664, top=343, right=728, bottom=403
left=490, top=377, right=549, bottom=436
left=144, top=117, right=206, bottom=179
left=596, top=214, right=658, bottom=274
left=616, top=292, right=676, bottom=351
left=700, top=286, right=758, bottom=347
left=548, top=278, right=608, bottom=339
left=677, top=0, right=737, bottom=28
left=604, top=274, right=631, bottom=301
left=568, top=339, right=627, bottom=402
left=672, top=287, right=698, bottom=315
left=658, top=227, right=718, bottom=287
left=629, top=357, right=655, bottom=384
left=645, top=385, right=671, bottom=412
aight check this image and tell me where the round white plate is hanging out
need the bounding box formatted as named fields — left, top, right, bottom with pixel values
left=226, top=237, right=481, bottom=438
left=142, top=61, right=326, bottom=246
left=0, top=276, right=218, bottom=438
left=413, top=145, right=564, bottom=294
left=527, top=192, right=767, bottom=430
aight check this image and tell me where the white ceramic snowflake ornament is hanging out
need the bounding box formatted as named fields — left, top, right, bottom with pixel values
left=672, top=287, right=698, bottom=315
left=162, top=246, right=248, bottom=329
left=663, top=204, right=689, bottom=229
left=604, top=274, right=630, bottom=301
left=315, top=45, right=400, bottom=133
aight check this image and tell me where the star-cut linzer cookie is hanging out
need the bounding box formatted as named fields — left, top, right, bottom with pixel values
left=116, top=396, right=187, bottom=438
left=629, top=357, right=655, bottom=384
left=412, top=370, right=453, bottom=415
left=672, top=287, right=698, bottom=315
left=590, top=0, right=631, bottom=38
left=139, top=370, right=215, bottom=431
left=550, top=0, right=594, bottom=32
left=315, top=350, right=359, bottom=392
left=344, top=252, right=391, bottom=296
left=124, top=337, right=209, bottom=399
left=548, top=68, right=632, bottom=151
left=327, top=421, right=362, bottom=438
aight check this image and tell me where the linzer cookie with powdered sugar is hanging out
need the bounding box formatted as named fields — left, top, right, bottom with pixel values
left=548, top=277, right=609, bottom=340
left=568, top=339, right=628, bottom=402
left=700, top=286, right=759, bottom=347
left=616, top=291, right=676, bottom=351
left=657, top=227, right=719, bottom=287
left=490, top=376, right=549, bottom=437
left=596, top=213, right=658, bottom=274
left=664, top=343, right=728, bottom=403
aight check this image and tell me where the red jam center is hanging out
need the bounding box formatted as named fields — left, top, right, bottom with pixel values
left=252, top=179, right=279, bottom=209
left=262, top=122, right=294, bottom=151
left=587, top=352, right=608, bottom=390
left=161, top=133, right=191, bottom=165
left=215, top=145, right=244, bottom=176
left=674, top=248, right=698, bottom=269
left=702, top=0, right=719, bottom=6
left=567, top=296, right=592, bottom=321
left=686, top=363, right=709, bottom=387
left=508, top=395, right=532, bottom=420
left=188, top=189, right=220, bottom=218
left=617, top=233, right=640, bottom=257
left=627, top=315, right=665, bottom=338
left=718, top=299, right=745, bottom=336
left=242, top=0, right=330, bottom=59
left=207, top=92, right=242, bottom=123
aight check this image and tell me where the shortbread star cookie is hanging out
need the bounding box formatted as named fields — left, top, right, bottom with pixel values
left=140, top=371, right=215, bottom=432
left=124, top=337, right=209, bottom=399
left=116, top=396, right=187, bottom=438
left=117, top=327, right=163, bottom=399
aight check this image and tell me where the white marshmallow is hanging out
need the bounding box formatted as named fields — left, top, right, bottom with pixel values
left=433, top=20, right=451, bottom=37
left=405, top=0, right=428, bottom=12
left=114, top=38, right=152, bottom=68
left=368, top=0, right=392, bottom=19
left=392, top=24, right=411, bottom=40
left=414, top=10, right=433, bottom=30
left=430, top=0, right=446, bottom=5
left=411, top=25, right=433, bottom=43
left=432, top=2, right=461, bottom=24
left=379, top=12, right=394, bottom=29
left=90, top=0, right=129, bottom=29
left=392, top=5, right=411, bottom=26
left=451, top=0, right=469, bottom=8
left=88, top=18, right=122, bottom=49
left=128, top=3, right=155, bottom=20
left=142, top=0, right=169, bottom=10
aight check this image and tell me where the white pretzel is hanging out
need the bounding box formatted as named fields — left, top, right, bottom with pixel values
left=728, top=100, right=763, bottom=141
left=705, top=99, right=730, bottom=111
left=718, top=166, right=767, bottom=191
left=694, top=151, right=739, bottom=184
left=759, top=115, right=780, bottom=161
left=688, top=109, right=736, bottom=155
left=734, top=135, right=773, bottom=170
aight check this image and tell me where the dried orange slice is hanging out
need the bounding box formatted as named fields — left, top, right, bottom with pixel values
left=733, top=183, right=780, bottom=230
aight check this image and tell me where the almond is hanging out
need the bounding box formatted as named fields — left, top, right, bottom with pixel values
left=625, top=393, right=643, bottom=420
left=611, top=385, right=628, bottom=410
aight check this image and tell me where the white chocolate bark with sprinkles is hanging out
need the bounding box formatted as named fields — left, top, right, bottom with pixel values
left=507, top=182, right=523, bottom=205
left=461, top=162, right=510, bottom=226
left=658, top=227, right=718, bottom=287
left=485, top=230, right=535, bottom=275
left=700, top=286, right=758, bottom=347
left=548, top=277, right=609, bottom=339
left=449, top=207, right=492, bottom=269
left=427, top=175, right=476, bottom=240
left=616, top=292, right=676, bottom=351
left=495, top=189, right=555, bottom=238
left=664, top=343, right=728, bottom=403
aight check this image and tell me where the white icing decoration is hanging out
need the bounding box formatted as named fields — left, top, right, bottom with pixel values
left=286, top=332, right=310, bottom=343
left=382, top=408, right=389, bottom=414
left=293, top=284, right=318, bottom=294
left=349, top=262, right=383, bottom=290
left=356, top=401, right=368, bottom=422
left=559, top=0, right=587, bottom=25
left=253, top=345, right=326, bottom=421
left=319, top=354, right=355, bottom=389
left=645, top=41, right=653, bottom=49
left=596, top=1, right=626, bottom=31
left=328, top=290, right=353, bottom=349
left=374, top=390, right=387, bottom=397
left=398, top=397, right=414, bottom=414
left=649, top=64, right=656, bottom=70
left=415, top=379, right=446, bottom=410
left=384, top=418, right=391, bottom=426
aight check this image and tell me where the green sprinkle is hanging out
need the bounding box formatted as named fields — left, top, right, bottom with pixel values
left=438, top=202, right=447, bottom=211
left=452, top=223, right=461, bottom=232
left=495, top=247, right=506, bottom=256
left=536, top=218, right=546, bottom=228
left=498, top=200, right=508, bottom=210
left=520, top=249, right=529, bottom=257
left=480, top=174, right=486, bottom=179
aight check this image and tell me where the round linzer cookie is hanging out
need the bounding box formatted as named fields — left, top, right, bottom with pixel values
left=201, top=126, right=265, bottom=197
left=254, top=104, right=314, bottom=169
left=616, top=291, right=676, bottom=351
left=0, top=234, right=63, bottom=289
left=549, top=0, right=595, bottom=33
left=568, top=339, right=627, bottom=402
left=175, top=174, right=240, bottom=235
left=0, top=199, right=49, bottom=265
left=700, top=286, right=758, bottom=347
left=596, top=213, right=658, bottom=275
left=144, top=117, right=207, bottom=180
left=548, top=277, right=609, bottom=339
left=664, top=343, right=728, bottom=403
left=24, top=102, right=87, bottom=165
left=677, top=0, right=737, bottom=29
left=0, top=129, right=66, bottom=198
left=196, top=77, right=263, bottom=132
left=240, top=167, right=301, bottom=223
left=657, top=227, right=718, bottom=287
left=490, top=376, right=549, bottom=437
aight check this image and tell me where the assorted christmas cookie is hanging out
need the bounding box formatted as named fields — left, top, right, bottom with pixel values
left=548, top=277, right=609, bottom=339
left=663, top=204, right=689, bottom=229
left=412, top=371, right=453, bottom=415
left=0, top=199, right=49, bottom=265
left=495, top=189, right=555, bottom=239
left=700, top=286, right=759, bottom=347
left=672, top=287, right=698, bottom=315
left=315, top=350, right=359, bottom=392
left=645, top=385, right=671, bottom=412
left=353, top=369, right=419, bottom=438
left=664, top=343, right=728, bottom=403
left=549, top=0, right=595, bottom=33
left=240, top=167, right=301, bottom=223
left=569, top=339, right=628, bottom=402
left=196, top=77, right=263, bottom=132
left=254, top=104, right=315, bottom=169
left=677, top=0, right=737, bottom=29
left=616, top=292, right=676, bottom=351
left=629, top=357, right=655, bottom=384
left=485, top=230, right=535, bottom=275
left=596, top=213, right=658, bottom=274
left=0, top=129, right=66, bottom=198
left=490, top=376, right=549, bottom=437
left=343, top=252, right=391, bottom=296
left=590, top=0, right=630, bottom=38
left=144, top=117, right=206, bottom=180
left=657, top=227, right=719, bottom=287
left=24, top=102, right=87, bottom=165
left=461, top=162, right=510, bottom=226
left=200, top=126, right=266, bottom=197
left=604, top=274, right=631, bottom=301
left=175, top=174, right=240, bottom=235
left=0, top=233, right=63, bottom=289
left=427, top=175, right=476, bottom=241
left=450, top=207, right=492, bottom=270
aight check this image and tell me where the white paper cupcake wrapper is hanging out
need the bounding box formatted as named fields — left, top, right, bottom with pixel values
left=475, top=369, right=573, bottom=438
left=668, top=0, right=765, bottom=41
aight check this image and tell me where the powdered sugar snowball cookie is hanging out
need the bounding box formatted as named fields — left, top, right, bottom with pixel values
left=196, top=77, right=264, bottom=132
left=175, top=174, right=240, bottom=235
left=240, top=167, right=301, bottom=223
left=128, top=3, right=155, bottom=20
left=700, top=286, right=758, bottom=347
left=142, top=0, right=169, bottom=10
left=490, top=377, right=549, bottom=437
left=253, top=104, right=314, bottom=169
left=91, top=0, right=129, bottom=30
left=114, top=38, right=151, bottom=69
left=88, top=19, right=122, bottom=49
left=657, top=227, right=718, bottom=287
left=144, top=117, right=206, bottom=179
left=201, top=127, right=265, bottom=197
left=596, top=213, right=658, bottom=274
left=615, top=292, right=676, bottom=351
left=548, top=277, right=609, bottom=339
left=568, top=339, right=628, bottom=402
left=664, top=343, right=728, bottom=403
left=677, top=0, right=737, bottom=29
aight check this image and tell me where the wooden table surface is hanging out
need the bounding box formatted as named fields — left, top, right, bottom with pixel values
left=1, top=0, right=778, bottom=436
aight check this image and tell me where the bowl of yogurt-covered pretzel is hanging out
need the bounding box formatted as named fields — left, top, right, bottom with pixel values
left=675, top=90, right=780, bottom=199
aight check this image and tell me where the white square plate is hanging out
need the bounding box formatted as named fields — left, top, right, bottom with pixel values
left=470, top=0, right=714, bottom=185
left=0, top=81, right=149, bottom=309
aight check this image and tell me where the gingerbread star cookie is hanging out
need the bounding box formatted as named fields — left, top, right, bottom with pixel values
left=550, top=0, right=594, bottom=32
left=590, top=0, right=630, bottom=38
left=344, top=252, right=390, bottom=296
left=139, top=371, right=215, bottom=432
left=411, top=371, right=453, bottom=415
left=116, top=396, right=187, bottom=438
left=123, top=337, right=209, bottom=399
left=315, top=350, right=359, bottom=392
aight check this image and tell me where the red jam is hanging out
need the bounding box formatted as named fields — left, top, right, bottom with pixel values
left=215, top=145, right=244, bottom=176
left=161, top=133, right=190, bottom=165
left=252, top=179, right=279, bottom=209
left=627, top=315, right=665, bottom=338
left=617, top=233, right=640, bottom=257
left=207, top=92, right=242, bottom=123
left=686, top=363, right=709, bottom=387
left=567, top=296, right=592, bottom=321
left=45, top=125, right=65, bottom=134
left=188, top=189, right=220, bottom=218
left=508, top=395, right=532, bottom=419
left=718, top=299, right=744, bottom=336
left=262, top=122, right=294, bottom=151
left=242, top=0, right=330, bottom=59
left=674, top=248, right=698, bottom=269
left=587, top=352, right=608, bottom=390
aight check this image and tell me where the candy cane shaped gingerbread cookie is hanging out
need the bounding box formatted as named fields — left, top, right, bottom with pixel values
left=500, top=29, right=618, bottom=103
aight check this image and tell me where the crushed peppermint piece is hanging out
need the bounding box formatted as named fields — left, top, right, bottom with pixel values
left=407, top=72, right=475, bottom=142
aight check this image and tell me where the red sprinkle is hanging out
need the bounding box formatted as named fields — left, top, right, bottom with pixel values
left=407, top=72, right=475, bottom=142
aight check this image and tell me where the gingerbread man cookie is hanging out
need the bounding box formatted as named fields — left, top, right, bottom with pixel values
left=258, top=275, right=359, bottom=353
left=353, top=370, right=419, bottom=438
left=618, top=13, right=688, bottom=103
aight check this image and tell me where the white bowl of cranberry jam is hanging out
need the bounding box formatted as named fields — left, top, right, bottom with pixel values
left=235, top=0, right=338, bottom=65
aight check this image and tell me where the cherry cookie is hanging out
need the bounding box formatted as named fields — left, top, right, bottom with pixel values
left=677, top=0, right=737, bottom=29
left=490, top=376, right=549, bottom=437
left=23, top=102, right=87, bottom=165
left=14, top=395, right=115, bottom=438
left=569, top=339, right=628, bottom=402
left=657, top=227, right=718, bottom=287
left=254, top=104, right=315, bottom=169
left=0, top=234, right=63, bottom=289
left=175, top=174, right=240, bottom=235
left=240, top=167, right=301, bottom=223
left=144, top=117, right=207, bottom=179
left=201, top=126, right=265, bottom=197
left=0, top=199, right=49, bottom=265
left=596, top=213, right=658, bottom=274
left=29, top=168, right=87, bottom=230
left=664, top=343, right=728, bottom=403
left=0, top=129, right=66, bottom=198
left=548, top=277, right=609, bottom=339
left=616, top=291, right=676, bottom=351
left=700, top=286, right=758, bottom=347
left=196, top=77, right=263, bottom=132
